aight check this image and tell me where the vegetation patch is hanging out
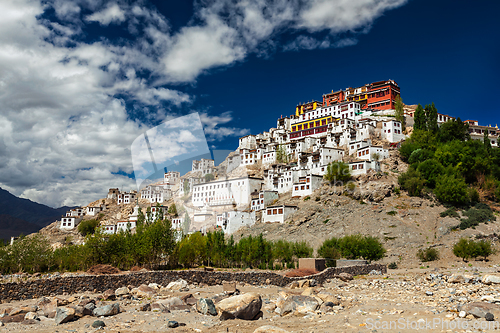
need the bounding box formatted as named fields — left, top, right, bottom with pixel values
left=416, top=247, right=439, bottom=262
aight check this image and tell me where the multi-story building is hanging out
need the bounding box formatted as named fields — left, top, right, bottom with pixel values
left=216, top=211, right=256, bottom=234
left=292, top=174, right=323, bottom=197
left=191, top=176, right=263, bottom=208
left=60, top=216, right=83, bottom=230
left=192, top=158, right=215, bottom=175
left=465, top=121, right=499, bottom=147
left=140, top=184, right=172, bottom=203
left=251, top=190, right=279, bottom=211
left=164, top=171, right=181, bottom=184
left=117, top=191, right=137, bottom=205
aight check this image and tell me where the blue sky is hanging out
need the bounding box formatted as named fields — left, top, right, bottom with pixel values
left=0, top=0, right=498, bottom=207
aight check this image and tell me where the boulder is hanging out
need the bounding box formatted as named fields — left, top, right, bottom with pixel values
left=181, top=294, right=197, bottom=306
left=254, top=326, right=290, bottom=333
left=55, top=307, right=75, bottom=325
left=156, top=297, right=185, bottom=311
left=483, top=275, right=500, bottom=285
left=92, top=303, right=120, bottom=317
left=316, top=292, right=340, bottom=306
left=448, top=274, right=465, bottom=283
left=166, top=279, right=188, bottom=291
left=138, top=303, right=151, bottom=312
left=279, top=295, right=320, bottom=316
left=92, top=320, right=106, bottom=328
left=223, top=282, right=237, bottom=294
left=84, top=302, right=96, bottom=315
left=168, top=320, right=179, bottom=328
left=24, top=312, right=38, bottom=321
left=9, top=305, right=37, bottom=316
left=2, top=314, right=25, bottom=323
left=133, top=284, right=156, bottom=298
left=115, top=287, right=130, bottom=296
left=216, top=293, right=262, bottom=320
left=103, top=289, right=116, bottom=301
left=461, top=302, right=500, bottom=319
left=334, top=273, right=353, bottom=282
left=196, top=298, right=217, bottom=316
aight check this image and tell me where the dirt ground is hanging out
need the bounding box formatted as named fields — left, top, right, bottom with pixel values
left=1, top=263, right=500, bottom=333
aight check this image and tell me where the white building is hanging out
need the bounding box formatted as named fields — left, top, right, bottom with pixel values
left=172, top=217, right=184, bottom=230
left=239, top=148, right=259, bottom=166
left=66, top=208, right=85, bottom=217
left=140, top=184, right=172, bottom=203
left=292, top=174, right=323, bottom=197
left=251, top=190, right=279, bottom=211
left=381, top=120, right=404, bottom=142
left=86, top=204, right=106, bottom=216
left=164, top=171, right=180, bottom=184
left=262, top=205, right=298, bottom=223
left=349, top=160, right=373, bottom=176
left=107, top=188, right=119, bottom=200
left=216, top=211, right=256, bottom=234
left=117, top=191, right=137, bottom=205
left=147, top=204, right=168, bottom=222
left=191, top=176, right=263, bottom=208
left=102, top=224, right=116, bottom=235
left=116, top=221, right=136, bottom=233
left=128, top=204, right=141, bottom=223
left=192, top=158, right=215, bottom=175
left=60, top=216, right=83, bottom=230
left=354, top=145, right=388, bottom=161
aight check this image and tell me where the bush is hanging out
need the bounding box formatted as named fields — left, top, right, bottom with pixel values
left=440, top=208, right=459, bottom=219
left=388, top=262, right=398, bottom=269
left=434, top=174, right=469, bottom=206
left=77, top=219, right=100, bottom=236
left=394, top=187, right=400, bottom=195
left=408, top=148, right=434, bottom=165
left=324, top=161, right=351, bottom=184
left=468, top=188, right=480, bottom=205
left=398, top=168, right=426, bottom=196
left=416, top=247, right=439, bottom=262
left=453, top=238, right=494, bottom=261
left=458, top=203, right=496, bottom=230
left=318, top=235, right=386, bottom=262
left=496, top=185, right=500, bottom=202
left=399, top=141, right=420, bottom=162
left=417, top=159, right=444, bottom=188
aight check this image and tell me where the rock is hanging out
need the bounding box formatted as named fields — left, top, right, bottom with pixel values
left=279, top=295, right=319, bottom=316
left=223, top=282, right=237, bottom=294
left=448, top=274, right=465, bottom=283
left=316, top=292, right=340, bottom=306
left=103, top=289, right=116, bottom=301
left=92, top=303, right=120, bottom=317
left=459, top=310, right=466, bottom=318
left=148, top=283, right=160, bottom=290
left=92, top=320, right=106, bottom=328
left=263, top=303, right=276, bottom=313
left=151, top=303, right=162, bottom=313
left=336, top=273, right=353, bottom=282
left=2, top=314, right=25, bottom=323
left=55, top=307, right=75, bottom=325
left=297, top=280, right=310, bottom=288
left=196, top=298, right=217, bottom=316
left=253, top=326, right=290, bottom=333
left=166, top=279, right=188, bottom=291
left=156, top=297, right=185, bottom=311
left=181, top=294, right=197, bottom=306
left=9, top=305, right=37, bottom=316
left=486, top=312, right=495, bottom=321
left=115, top=287, right=130, bottom=296
left=0, top=320, right=3, bottom=326
left=24, top=312, right=38, bottom=321
left=133, top=284, right=157, bottom=298
left=483, top=275, right=500, bottom=285
left=67, top=296, right=78, bottom=303
left=168, top=320, right=179, bottom=328
left=84, top=302, right=96, bottom=315
left=426, top=291, right=433, bottom=296
left=216, top=293, right=262, bottom=320
left=301, top=287, right=315, bottom=296
left=138, top=303, right=151, bottom=311
left=461, top=302, right=500, bottom=319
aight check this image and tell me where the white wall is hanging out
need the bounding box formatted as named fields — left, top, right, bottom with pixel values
left=192, top=177, right=262, bottom=208
left=262, top=205, right=298, bottom=223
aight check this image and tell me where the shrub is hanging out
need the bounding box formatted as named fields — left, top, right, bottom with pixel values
left=468, top=188, right=480, bottom=205
left=453, top=238, right=494, bottom=261
left=496, top=185, right=500, bottom=202
left=398, top=168, right=426, bottom=196
left=459, top=203, right=496, bottom=230
left=168, top=203, right=178, bottom=217
left=324, top=161, right=351, bottom=184
left=77, top=219, right=100, bottom=236
left=394, top=187, right=401, bottom=195
left=388, top=262, right=398, bottom=269
left=416, top=247, right=439, bottom=262
left=319, top=235, right=386, bottom=262
left=399, top=141, right=420, bottom=162
left=386, top=211, right=397, bottom=216
left=434, top=174, right=469, bottom=206
left=440, top=208, right=459, bottom=219
left=408, top=148, right=434, bottom=165
left=417, top=159, right=444, bottom=188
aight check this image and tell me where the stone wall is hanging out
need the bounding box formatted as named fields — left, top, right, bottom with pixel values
left=0, top=264, right=385, bottom=301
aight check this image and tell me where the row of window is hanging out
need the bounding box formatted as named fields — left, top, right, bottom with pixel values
left=352, top=164, right=365, bottom=170
left=294, top=185, right=310, bottom=191
left=267, top=208, right=284, bottom=215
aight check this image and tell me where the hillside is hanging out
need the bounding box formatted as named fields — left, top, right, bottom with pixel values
left=0, top=187, right=75, bottom=241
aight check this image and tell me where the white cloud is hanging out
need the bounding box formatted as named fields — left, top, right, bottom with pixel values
left=199, top=112, right=250, bottom=141
left=86, top=3, right=126, bottom=25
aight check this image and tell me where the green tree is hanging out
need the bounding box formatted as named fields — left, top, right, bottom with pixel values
left=414, top=104, right=426, bottom=131
left=417, top=159, right=444, bottom=188
left=168, top=203, right=178, bottom=217
left=205, top=173, right=215, bottom=182
left=394, top=95, right=406, bottom=130
left=77, top=219, right=100, bottom=236
left=424, top=103, right=439, bottom=133
left=484, top=130, right=492, bottom=153
left=398, top=168, right=426, bottom=196
left=417, top=247, right=439, bottom=262
left=434, top=174, right=469, bottom=206
left=178, top=232, right=206, bottom=268
left=324, top=161, right=351, bottom=184
left=276, top=145, right=290, bottom=164
left=183, top=179, right=190, bottom=195
left=183, top=212, right=191, bottom=235
left=438, top=117, right=470, bottom=143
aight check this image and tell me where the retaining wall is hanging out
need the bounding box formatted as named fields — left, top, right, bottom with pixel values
left=0, top=264, right=386, bottom=301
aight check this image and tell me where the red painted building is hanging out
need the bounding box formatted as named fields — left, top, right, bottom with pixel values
left=346, top=80, right=400, bottom=110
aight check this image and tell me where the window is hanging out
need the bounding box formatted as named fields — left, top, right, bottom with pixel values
left=273, top=209, right=277, bottom=215
left=359, top=164, right=364, bottom=169
left=295, top=186, right=298, bottom=190
left=278, top=208, right=283, bottom=214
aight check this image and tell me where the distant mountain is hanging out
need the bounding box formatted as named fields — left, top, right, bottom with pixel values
left=0, top=187, right=76, bottom=241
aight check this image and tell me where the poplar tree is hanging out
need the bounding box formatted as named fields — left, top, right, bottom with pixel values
left=414, top=104, right=426, bottom=131
left=424, top=103, right=439, bottom=133
left=394, top=95, right=406, bottom=130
